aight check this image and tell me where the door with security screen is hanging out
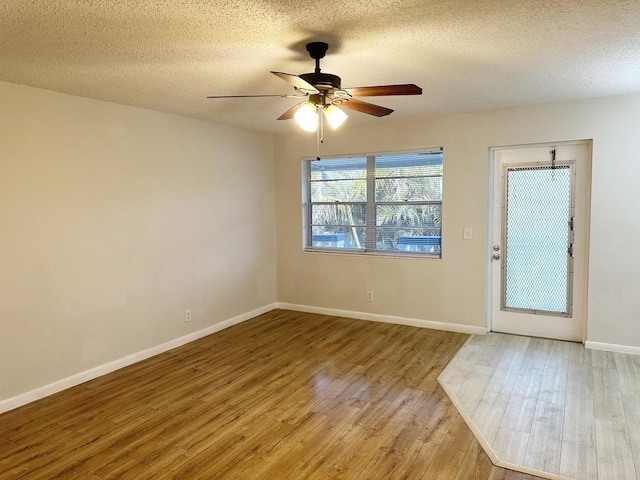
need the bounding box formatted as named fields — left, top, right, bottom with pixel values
left=490, top=143, right=591, bottom=341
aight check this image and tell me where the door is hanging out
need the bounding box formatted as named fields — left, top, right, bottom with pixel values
left=489, top=143, right=591, bottom=341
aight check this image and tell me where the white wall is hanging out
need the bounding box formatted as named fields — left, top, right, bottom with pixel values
left=0, top=81, right=277, bottom=403
left=2, top=82, right=638, bottom=407
left=274, top=94, right=640, bottom=349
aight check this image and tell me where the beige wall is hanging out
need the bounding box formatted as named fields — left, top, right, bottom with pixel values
left=0, top=81, right=277, bottom=402
left=2, top=80, right=639, bottom=405
left=274, top=94, right=640, bottom=349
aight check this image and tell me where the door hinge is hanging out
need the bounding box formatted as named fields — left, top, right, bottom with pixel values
left=568, top=217, right=574, bottom=231
left=568, top=245, right=574, bottom=257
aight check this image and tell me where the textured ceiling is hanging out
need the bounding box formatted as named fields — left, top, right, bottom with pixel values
left=2, top=0, right=640, bottom=133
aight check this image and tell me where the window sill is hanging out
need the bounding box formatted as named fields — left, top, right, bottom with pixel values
left=303, top=247, right=441, bottom=260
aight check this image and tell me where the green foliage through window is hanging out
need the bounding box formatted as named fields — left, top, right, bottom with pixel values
left=303, top=150, right=443, bottom=255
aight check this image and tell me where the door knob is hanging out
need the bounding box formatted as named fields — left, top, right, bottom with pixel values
left=492, top=253, right=500, bottom=260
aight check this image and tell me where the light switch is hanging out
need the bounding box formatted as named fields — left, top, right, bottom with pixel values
left=463, top=227, right=472, bottom=240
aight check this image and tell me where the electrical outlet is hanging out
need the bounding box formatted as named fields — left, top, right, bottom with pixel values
left=366, top=291, right=373, bottom=302
left=463, top=227, right=473, bottom=240
left=184, top=309, right=191, bottom=323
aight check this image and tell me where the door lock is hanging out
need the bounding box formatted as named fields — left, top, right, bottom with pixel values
left=493, top=244, right=500, bottom=251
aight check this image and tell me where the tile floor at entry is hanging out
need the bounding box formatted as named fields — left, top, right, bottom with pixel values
left=438, top=333, right=640, bottom=480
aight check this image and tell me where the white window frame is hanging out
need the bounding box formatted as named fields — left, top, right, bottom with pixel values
left=302, top=148, right=443, bottom=257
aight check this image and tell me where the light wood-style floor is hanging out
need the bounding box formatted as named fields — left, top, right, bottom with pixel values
left=439, top=332, right=640, bottom=480
left=0, top=310, right=545, bottom=479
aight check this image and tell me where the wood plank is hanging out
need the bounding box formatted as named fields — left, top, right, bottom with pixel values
left=499, top=394, right=537, bottom=433
left=471, top=390, right=510, bottom=445
left=492, top=428, right=529, bottom=466
left=559, top=440, right=598, bottom=480
left=332, top=388, right=422, bottom=472
left=521, top=401, right=563, bottom=474
left=621, top=393, right=640, bottom=470
left=417, top=397, right=460, bottom=444
left=446, top=333, right=640, bottom=480
left=537, top=356, right=568, bottom=405
left=593, top=366, right=626, bottom=423
left=422, top=418, right=475, bottom=478
left=563, top=369, right=596, bottom=447
left=455, top=364, right=495, bottom=415
left=454, top=440, right=494, bottom=480
left=387, top=439, right=439, bottom=480
left=614, top=352, right=640, bottom=396
left=594, top=418, right=637, bottom=480
left=0, top=310, right=547, bottom=480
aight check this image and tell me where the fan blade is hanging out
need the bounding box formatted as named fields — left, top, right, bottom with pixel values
left=343, top=84, right=422, bottom=97
left=339, top=99, right=393, bottom=117
left=271, top=71, right=319, bottom=94
left=207, top=94, right=302, bottom=99
left=277, top=102, right=306, bottom=120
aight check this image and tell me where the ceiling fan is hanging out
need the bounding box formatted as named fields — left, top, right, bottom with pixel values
left=207, top=42, right=422, bottom=133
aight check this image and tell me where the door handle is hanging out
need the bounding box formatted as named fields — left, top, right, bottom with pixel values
left=492, top=253, right=500, bottom=260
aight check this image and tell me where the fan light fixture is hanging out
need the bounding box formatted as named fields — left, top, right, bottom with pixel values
left=324, top=104, right=348, bottom=129
left=294, top=103, right=348, bottom=132
left=294, top=102, right=318, bottom=132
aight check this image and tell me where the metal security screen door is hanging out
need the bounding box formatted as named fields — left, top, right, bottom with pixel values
left=502, top=164, right=573, bottom=315
left=490, top=143, right=591, bottom=342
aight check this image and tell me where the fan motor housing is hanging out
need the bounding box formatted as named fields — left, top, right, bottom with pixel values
left=300, top=72, right=342, bottom=91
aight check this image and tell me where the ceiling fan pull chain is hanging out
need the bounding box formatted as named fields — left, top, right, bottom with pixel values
left=316, top=108, right=321, bottom=160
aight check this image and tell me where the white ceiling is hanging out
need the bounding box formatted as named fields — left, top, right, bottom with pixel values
left=2, top=0, right=640, bottom=134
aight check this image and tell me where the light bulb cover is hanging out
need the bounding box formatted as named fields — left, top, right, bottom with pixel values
left=294, top=102, right=318, bottom=132
left=323, top=104, right=348, bottom=129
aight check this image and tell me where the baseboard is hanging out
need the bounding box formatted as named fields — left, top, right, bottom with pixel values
left=276, top=302, right=487, bottom=335
left=1, top=302, right=487, bottom=414
left=585, top=340, right=640, bottom=356
left=0, top=303, right=278, bottom=414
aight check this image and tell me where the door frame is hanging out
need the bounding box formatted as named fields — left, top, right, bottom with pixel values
left=485, top=140, right=593, bottom=342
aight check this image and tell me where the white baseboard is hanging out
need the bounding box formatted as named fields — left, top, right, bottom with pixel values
left=1, top=302, right=487, bottom=414
left=585, top=340, right=640, bottom=356
left=0, top=303, right=278, bottom=414
left=276, top=302, right=487, bottom=335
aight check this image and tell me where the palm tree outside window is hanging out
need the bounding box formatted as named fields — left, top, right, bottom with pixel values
left=302, top=149, right=443, bottom=256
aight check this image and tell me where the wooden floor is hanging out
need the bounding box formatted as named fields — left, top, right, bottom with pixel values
left=0, top=310, right=544, bottom=479
left=439, top=332, right=640, bottom=480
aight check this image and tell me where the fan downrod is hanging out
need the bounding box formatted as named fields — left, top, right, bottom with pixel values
left=301, top=42, right=341, bottom=91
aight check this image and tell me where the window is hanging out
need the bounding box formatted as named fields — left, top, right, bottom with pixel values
left=302, top=149, right=443, bottom=256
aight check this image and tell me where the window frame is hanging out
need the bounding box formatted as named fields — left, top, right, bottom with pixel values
left=302, top=148, right=443, bottom=258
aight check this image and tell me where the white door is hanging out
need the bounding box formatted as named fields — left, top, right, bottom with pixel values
left=489, top=143, right=591, bottom=341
